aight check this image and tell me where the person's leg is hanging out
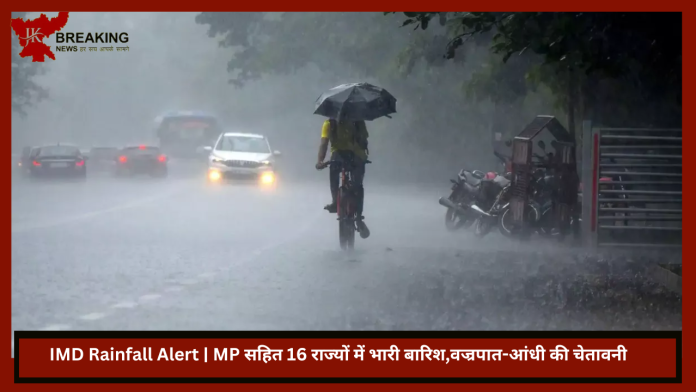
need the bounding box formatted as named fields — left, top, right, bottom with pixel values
left=352, top=159, right=369, bottom=237
left=352, top=160, right=366, bottom=218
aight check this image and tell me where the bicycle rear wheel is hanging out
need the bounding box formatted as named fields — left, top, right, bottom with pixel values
left=338, top=188, right=355, bottom=250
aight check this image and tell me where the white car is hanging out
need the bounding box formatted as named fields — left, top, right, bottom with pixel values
left=204, top=132, right=280, bottom=185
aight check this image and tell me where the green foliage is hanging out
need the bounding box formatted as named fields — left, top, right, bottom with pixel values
left=195, top=10, right=681, bottom=170
left=194, top=11, right=561, bottom=168
left=11, top=12, right=48, bottom=117
left=195, top=12, right=408, bottom=87
left=394, top=12, right=681, bottom=79
left=390, top=12, right=682, bottom=127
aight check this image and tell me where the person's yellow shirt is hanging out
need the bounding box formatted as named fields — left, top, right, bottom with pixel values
left=320, top=120, right=368, bottom=160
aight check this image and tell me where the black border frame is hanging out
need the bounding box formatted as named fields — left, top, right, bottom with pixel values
left=14, top=330, right=682, bottom=384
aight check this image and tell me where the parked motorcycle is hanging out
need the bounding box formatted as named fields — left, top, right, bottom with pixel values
left=441, top=168, right=486, bottom=231
left=470, top=173, right=517, bottom=238
left=466, top=150, right=529, bottom=238
left=439, top=150, right=522, bottom=238
left=497, top=165, right=549, bottom=238
left=476, top=147, right=554, bottom=239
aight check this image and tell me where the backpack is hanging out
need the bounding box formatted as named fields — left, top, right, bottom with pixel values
left=327, top=119, right=368, bottom=153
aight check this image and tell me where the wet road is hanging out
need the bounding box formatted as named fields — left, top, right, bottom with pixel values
left=12, top=164, right=681, bottom=336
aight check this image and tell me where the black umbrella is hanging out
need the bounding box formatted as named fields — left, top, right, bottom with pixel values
left=314, top=83, right=397, bottom=121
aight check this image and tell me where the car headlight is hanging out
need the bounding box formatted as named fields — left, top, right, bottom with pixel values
left=260, top=171, right=275, bottom=184
left=261, top=160, right=272, bottom=166
left=211, top=156, right=224, bottom=163
left=209, top=170, right=222, bottom=181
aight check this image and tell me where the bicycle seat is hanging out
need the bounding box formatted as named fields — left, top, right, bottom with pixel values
left=329, top=157, right=370, bottom=170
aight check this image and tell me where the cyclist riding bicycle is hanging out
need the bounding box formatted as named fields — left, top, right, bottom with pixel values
left=315, top=113, right=369, bottom=235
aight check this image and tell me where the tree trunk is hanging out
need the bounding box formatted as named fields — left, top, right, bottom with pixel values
left=566, top=66, right=576, bottom=141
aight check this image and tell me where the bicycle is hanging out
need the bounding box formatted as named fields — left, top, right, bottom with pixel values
left=318, top=157, right=371, bottom=250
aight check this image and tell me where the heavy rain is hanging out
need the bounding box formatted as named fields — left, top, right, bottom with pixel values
left=11, top=12, right=681, bottom=342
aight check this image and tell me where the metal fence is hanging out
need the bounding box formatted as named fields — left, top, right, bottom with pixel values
left=580, top=121, right=682, bottom=250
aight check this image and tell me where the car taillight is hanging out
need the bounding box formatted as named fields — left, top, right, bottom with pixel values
left=118, top=156, right=128, bottom=163
left=158, top=154, right=167, bottom=163
left=32, top=160, right=41, bottom=167
left=75, top=160, right=85, bottom=167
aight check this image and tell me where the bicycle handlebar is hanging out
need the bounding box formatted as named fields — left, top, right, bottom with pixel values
left=318, top=159, right=372, bottom=170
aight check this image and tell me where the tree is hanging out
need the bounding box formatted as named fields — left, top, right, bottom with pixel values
left=194, top=12, right=561, bottom=176
left=389, top=12, right=682, bottom=128
left=11, top=12, right=49, bottom=117
left=194, top=12, right=410, bottom=87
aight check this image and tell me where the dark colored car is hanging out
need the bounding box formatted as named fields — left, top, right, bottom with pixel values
left=88, top=147, right=119, bottom=172
left=28, top=144, right=87, bottom=180
left=16, top=146, right=35, bottom=174
left=114, top=145, right=168, bottom=178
